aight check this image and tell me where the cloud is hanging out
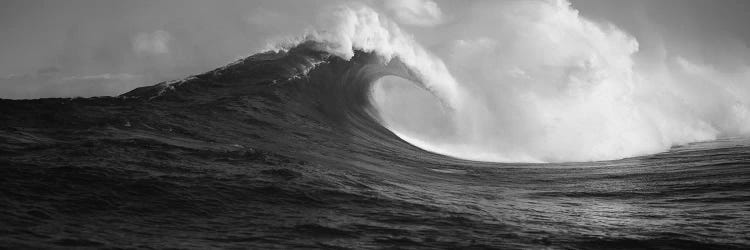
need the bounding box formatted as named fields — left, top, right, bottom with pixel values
left=132, top=30, right=171, bottom=55
left=383, top=0, right=443, bottom=26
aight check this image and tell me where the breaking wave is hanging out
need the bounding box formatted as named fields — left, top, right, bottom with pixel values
left=258, top=1, right=750, bottom=163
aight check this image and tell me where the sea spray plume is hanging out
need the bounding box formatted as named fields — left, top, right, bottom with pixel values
left=369, top=0, right=750, bottom=162
left=463, top=0, right=658, bottom=162
left=373, top=0, right=663, bottom=162
left=263, top=1, right=750, bottom=163
left=639, top=57, right=750, bottom=139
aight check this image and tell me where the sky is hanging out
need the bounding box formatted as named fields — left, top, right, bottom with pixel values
left=0, top=0, right=748, bottom=99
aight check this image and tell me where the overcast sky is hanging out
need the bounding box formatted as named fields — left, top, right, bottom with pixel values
left=1, top=0, right=749, bottom=99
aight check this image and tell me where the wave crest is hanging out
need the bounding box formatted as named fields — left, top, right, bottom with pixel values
left=216, top=1, right=750, bottom=163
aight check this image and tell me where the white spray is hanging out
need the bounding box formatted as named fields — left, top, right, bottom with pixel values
left=296, top=1, right=750, bottom=163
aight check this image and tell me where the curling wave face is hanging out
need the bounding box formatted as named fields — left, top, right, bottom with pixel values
left=271, top=2, right=750, bottom=163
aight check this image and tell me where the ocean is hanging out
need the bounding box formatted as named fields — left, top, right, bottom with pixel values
left=1, top=43, right=748, bottom=249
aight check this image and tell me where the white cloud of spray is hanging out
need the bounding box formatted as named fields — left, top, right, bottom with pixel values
left=383, top=0, right=443, bottom=26
left=294, top=0, right=750, bottom=163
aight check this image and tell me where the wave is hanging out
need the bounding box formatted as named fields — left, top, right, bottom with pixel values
left=124, top=1, right=749, bottom=163
left=292, top=2, right=750, bottom=163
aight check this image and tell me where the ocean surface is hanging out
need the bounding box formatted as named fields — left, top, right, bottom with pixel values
left=1, top=43, right=749, bottom=249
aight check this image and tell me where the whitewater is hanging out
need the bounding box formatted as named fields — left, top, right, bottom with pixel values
left=270, top=1, right=750, bottom=163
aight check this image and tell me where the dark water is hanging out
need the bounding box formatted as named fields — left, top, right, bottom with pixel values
left=1, top=44, right=749, bottom=249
